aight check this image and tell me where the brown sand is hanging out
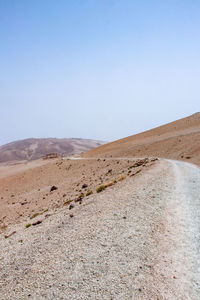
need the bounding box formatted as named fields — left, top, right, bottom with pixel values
left=0, top=113, right=200, bottom=299
left=82, top=113, right=200, bottom=166
left=0, top=157, right=153, bottom=229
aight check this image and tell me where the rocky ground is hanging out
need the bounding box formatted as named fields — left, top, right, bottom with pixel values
left=0, top=158, right=199, bottom=299
left=0, top=157, right=153, bottom=231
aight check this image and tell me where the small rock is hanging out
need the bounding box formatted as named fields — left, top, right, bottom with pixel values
left=82, top=184, right=88, bottom=189
left=69, top=204, right=75, bottom=210
left=45, top=214, right=51, bottom=218
left=70, top=213, right=74, bottom=218
left=32, top=220, right=42, bottom=226
left=50, top=186, right=58, bottom=192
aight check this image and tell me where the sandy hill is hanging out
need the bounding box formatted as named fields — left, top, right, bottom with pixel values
left=83, top=113, right=200, bottom=166
left=1, top=114, right=199, bottom=299
left=0, top=138, right=105, bottom=163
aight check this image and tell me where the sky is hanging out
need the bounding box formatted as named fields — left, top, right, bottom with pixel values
left=0, top=0, right=200, bottom=145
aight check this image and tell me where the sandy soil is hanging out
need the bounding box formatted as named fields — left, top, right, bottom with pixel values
left=83, top=113, right=200, bottom=166
left=0, top=159, right=199, bottom=299
left=0, top=113, right=199, bottom=299
left=0, top=157, right=153, bottom=229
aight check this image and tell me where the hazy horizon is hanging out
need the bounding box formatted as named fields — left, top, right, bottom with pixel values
left=0, top=112, right=199, bottom=147
left=1, top=0, right=200, bottom=146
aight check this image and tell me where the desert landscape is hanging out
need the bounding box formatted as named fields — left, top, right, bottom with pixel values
left=1, top=1, right=199, bottom=298
left=83, top=113, right=200, bottom=166
left=0, top=114, right=200, bottom=299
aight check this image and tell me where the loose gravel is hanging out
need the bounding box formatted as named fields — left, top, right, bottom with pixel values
left=0, top=160, right=199, bottom=299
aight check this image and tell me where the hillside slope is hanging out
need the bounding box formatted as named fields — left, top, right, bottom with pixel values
left=0, top=138, right=105, bottom=163
left=83, top=113, right=200, bottom=166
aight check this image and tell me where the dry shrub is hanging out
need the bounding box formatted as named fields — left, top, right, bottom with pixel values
left=30, top=212, right=40, bottom=219
left=105, top=180, right=115, bottom=187
left=119, top=174, right=126, bottom=181
left=96, top=185, right=107, bottom=193
left=86, top=190, right=93, bottom=196
left=135, top=169, right=141, bottom=174
left=64, top=199, right=73, bottom=206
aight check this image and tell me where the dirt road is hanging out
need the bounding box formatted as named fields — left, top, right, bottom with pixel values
left=0, top=159, right=199, bottom=299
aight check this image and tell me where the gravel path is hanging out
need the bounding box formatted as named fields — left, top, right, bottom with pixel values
left=169, top=159, right=200, bottom=296
left=0, top=159, right=199, bottom=299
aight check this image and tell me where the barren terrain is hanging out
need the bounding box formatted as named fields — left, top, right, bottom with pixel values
left=83, top=113, right=200, bottom=166
left=0, top=138, right=105, bottom=163
left=0, top=157, right=153, bottom=228
left=0, top=158, right=199, bottom=299
left=0, top=113, right=200, bottom=299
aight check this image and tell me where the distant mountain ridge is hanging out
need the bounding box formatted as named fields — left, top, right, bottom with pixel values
left=0, top=138, right=106, bottom=163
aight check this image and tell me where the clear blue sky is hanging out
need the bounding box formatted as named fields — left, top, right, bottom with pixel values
left=0, top=0, right=200, bottom=145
